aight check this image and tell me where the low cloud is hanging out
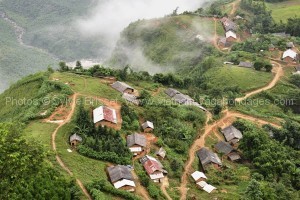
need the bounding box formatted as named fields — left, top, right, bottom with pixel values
left=75, top=0, right=211, bottom=49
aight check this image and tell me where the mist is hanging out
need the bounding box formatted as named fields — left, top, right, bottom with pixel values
left=75, top=0, right=211, bottom=55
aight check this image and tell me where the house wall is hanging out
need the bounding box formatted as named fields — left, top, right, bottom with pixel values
left=70, top=140, right=80, bottom=146
left=226, top=36, right=236, bottom=42
left=283, top=56, right=294, bottom=63
left=95, top=120, right=118, bottom=130
left=124, top=88, right=134, bottom=94
left=143, top=127, right=153, bottom=133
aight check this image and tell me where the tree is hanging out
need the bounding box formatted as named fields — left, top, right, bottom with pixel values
left=264, top=63, right=273, bottom=72
left=213, top=104, right=222, bottom=115
left=244, top=179, right=263, bottom=200
left=254, top=60, right=264, bottom=71
left=290, top=75, right=300, bottom=88
left=58, top=61, right=69, bottom=71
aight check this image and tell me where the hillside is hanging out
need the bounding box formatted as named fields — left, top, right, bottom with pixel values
left=110, top=15, right=218, bottom=72
left=1, top=0, right=300, bottom=199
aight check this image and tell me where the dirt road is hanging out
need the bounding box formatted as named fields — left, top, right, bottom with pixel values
left=179, top=110, right=281, bottom=200
left=230, top=0, right=241, bottom=17
left=132, top=171, right=151, bottom=200
left=235, top=61, right=284, bottom=102
left=50, top=93, right=92, bottom=200
left=161, top=177, right=172, bottom=200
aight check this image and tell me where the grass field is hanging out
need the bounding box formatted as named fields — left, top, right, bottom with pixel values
left=266, top=0, right=300, bottom=22
left=24, top=121, right=58, bottom=151
left=50, top=72, right=121, bottom=100
left=204, top=65, right=273, bottom=92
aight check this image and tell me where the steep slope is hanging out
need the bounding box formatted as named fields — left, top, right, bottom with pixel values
left=110, top=15, right=216, bottom=73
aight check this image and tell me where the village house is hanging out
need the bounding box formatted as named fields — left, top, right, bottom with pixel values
left=126, top=133, right=147, bottom=156
left=140, top=155, right=167, bottom=182
left=218, top=37, right=228, bottom=48
left=238, top=61, right=253, bottom=68
left=220, top=17, right=237, bottom=32
left=142, top=121, right=154, bottom=132
left=93, top=106, right=117, bottom=126
left=155, top=147, right=166, bottom=159
left=122, top=93, right=139, bottom=105
left=286, top=42, right=294, bottom=49
left=196, top=148, right=222, bottom=170
left=165, top=88, right=180, bottom=97
left=214, top=141, right=241, bottom=161
left=69, top=133, right=82, bottom=147
left=269, top=44, right=275, bottom=51
left=107, top=165, right=136, bottom=192
left=173, top=93, right=194, bottom=105
left=111, top=81, right=134, bottom=94
left=221, top=125, right=243, bottom=145
left=197, top=181, right=217, bottom=193
left=282, top=49, right=298, bottom=63
left=225, top=31, right=237, bottom=42
left=191, top=171, right=207, bottom=183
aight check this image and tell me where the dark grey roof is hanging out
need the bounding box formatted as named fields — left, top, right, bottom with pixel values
left=127, top=133, right=147, bottom=147
left=214, top=141, right=234, bottom=155
left=111, top=81, right=134, bottom=93
left=296, top=66, right=300, bottom=72
left=173, top=93, right=194, bottom=104
left=221, top=125, right=243, bottom=142
left=107, top=165, right=133, bottom=183
left=286, top=42, right=294, bottom=48
left=70, top=134, right=82, bottom=142
left=165, top=88, right=180, bottom=97
left=221, top=18, right=237, bottom=32
left=155, top=147, right=166, bottom=158
left=228, top=152, right=241, bottom=161
left=122, top=93, right=139, bottom=105
left=196, top=148, right=222, bottom=167
left=239, top=61, right=253, bottom=68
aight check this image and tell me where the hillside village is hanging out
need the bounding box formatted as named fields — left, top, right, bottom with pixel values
left=0, top=0, right=300, bottom=200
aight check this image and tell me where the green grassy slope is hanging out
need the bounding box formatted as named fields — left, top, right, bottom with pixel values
left=0, top=19, right=56, bottom=92
left=266, top=0, right=300, bottom=22
left=110, top=15, right=216, bottom=72
left=204, top=65, right=273, bottom=92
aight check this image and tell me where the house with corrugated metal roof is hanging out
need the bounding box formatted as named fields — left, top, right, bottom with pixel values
left=221, top=125, right=243, bottom=145
left=196, top=148, right=222, bottom=169
left=111, top=81, right=134, bottom=94
left=214, top=141, right=241, bottom=161
left=69, top=133, right=82, bottom=147
left=93, top=106, right=117, bottom=125
left=127, top=133, right=147, bottom=156
left=140, top=155, right=167, bottom=182
left=107, top=165, right=135, bottom=192
left=142, top=121, right=154, bottom=132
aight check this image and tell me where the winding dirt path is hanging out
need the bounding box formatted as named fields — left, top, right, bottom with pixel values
left=235, top=61, right=284, bottom=102
left=51, top=93, right=92, bottom=200
left=132, top=171, right=151, bottom=200
left=179, top=110, right=281, bottom=200
left=230, top=0, right=241, bottom=17
left=161, top=177, right=172, bottom=200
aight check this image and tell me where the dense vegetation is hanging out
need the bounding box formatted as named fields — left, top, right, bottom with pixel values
left=0, top=123, right=80, bottom=199
left=73, top=102, right=132, bottom=165
left=233, top=120, right=300, bottom=199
